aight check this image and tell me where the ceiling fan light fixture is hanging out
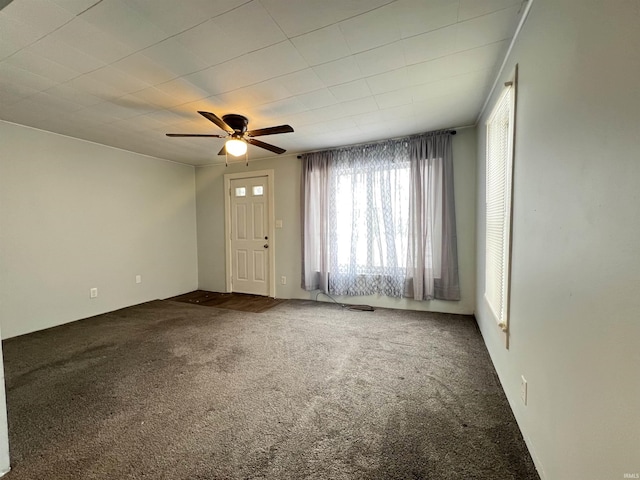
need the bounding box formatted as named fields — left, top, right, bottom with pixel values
left=225, top=138, right=247, bottom=157
left=167, top=112, right=292, bottom=160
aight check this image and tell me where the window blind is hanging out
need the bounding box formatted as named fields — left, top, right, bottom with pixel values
left=485, top=86, right=514, bottom=331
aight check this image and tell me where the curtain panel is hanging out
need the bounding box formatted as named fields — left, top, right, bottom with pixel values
left=301, top=131, right=460, bottom=301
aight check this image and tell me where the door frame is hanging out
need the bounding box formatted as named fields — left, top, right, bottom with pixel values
left=224, top=169, right=276, bottom=297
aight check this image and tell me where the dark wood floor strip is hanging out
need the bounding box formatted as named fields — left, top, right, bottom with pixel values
left=168, top=290, right=287, bottom=313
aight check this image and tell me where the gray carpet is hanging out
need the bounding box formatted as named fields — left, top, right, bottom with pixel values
left=2, top=300, right=540, bottom=479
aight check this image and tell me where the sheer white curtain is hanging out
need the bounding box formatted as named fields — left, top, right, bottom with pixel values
left=328, top=141, right=410, bottom=296
left=301, top=131, right=459, bottom=301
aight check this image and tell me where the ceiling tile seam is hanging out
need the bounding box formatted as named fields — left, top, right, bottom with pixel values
left=338, top=5, right=523, bottom=59
left=344, top=100, right=433, bottom=128
left=122, top=0, right=256, bottom=63
left=4, top=40, right=136, bottom=92
left=24, top=27, right=202, bottom=90
left=402, top=38, right=511, bottom=69
left=160, top=37, right=306, bottom=92
left=76, top=0, right=105, bottom=16
left=0, top=75, right=87, bottom=112
left=281, top=14, right=403, bottom=64
left=300, top=22, right=462, bottom=73
left=20, top=1, right=258, bottom=91
left=196, top=0, right=255, bottom=22
left=487, top=3, right=523, bottom=20
left=24, top=7, right=171, bottom=71
left=3, top=54, right=83, bottom=85
left=326, top=86, right=341, bottom=109
left=254, top=1, right=314, bottom=84
left=355, top=39, right=510, bottom=96
left=289, top=104, right=370, bottom=127
left=284, top=1, right=505, bottom=61
left=0, top=7, right=89, bottom=66
left=257, top=0, right=292, bottom=42
left=371, top=94, right=384, bottom=111
left=280, top=0, right=396, bottom=41
left=125, top=0, right=255, bottom=40
left=50, top=1, right=266, bottom=87
left=0, top=62, right=56, bottom=88
left=396, top=18, right=409, bottom=89
left=336, top=14, right=401, bottom=58
left=456, top=2, right=523, bottom=23
left=82, top=38, right=309, bottom=113
left=155, top=64, right=321, bottom=109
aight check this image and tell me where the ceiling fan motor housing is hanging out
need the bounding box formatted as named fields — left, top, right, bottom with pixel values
left=222, top=114, right=249, bottom=135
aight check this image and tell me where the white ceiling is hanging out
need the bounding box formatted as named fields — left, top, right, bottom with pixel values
left=0, top=0, right=524, bottom=166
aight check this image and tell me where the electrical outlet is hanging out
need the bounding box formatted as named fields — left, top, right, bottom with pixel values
left=520, top=375, right=528, bottom=405
left=90, top=288, right=98, bottom=299
left=136, top=275, right=142, bottom=284
left=281, top=276, right=287, bottom=285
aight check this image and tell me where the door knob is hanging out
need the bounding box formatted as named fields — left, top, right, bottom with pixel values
left=264, top=244, right=269, bottom=248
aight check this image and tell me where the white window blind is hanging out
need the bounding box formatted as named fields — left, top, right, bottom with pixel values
left=485, top=84, right=514, bottom=331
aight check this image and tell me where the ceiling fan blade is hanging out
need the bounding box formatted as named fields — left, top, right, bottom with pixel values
left=198, top=111, right=234, bottom=134
left=166, top=133, right=225, bottom=137
left=247, top=138, right=286, bottom=154
left=218, top=145, right=227, bottom=156
left=246, top=125, right=294, bottom=137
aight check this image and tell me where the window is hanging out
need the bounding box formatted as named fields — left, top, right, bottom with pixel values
left=252, top=185, right=264, bottom=196
left=485, top=73, right=516, bottom=333
left=301, top=132, right=460, bottom=301
left=328, top=153, right=411, bottom=296
left=235, top=187, right=246, bottom=197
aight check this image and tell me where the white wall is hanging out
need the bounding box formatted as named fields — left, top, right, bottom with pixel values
left=475, top=1, right=640, bottom=479
left=196, top=127, right=476, bottom=314
left=0, top=331, right=8, bottom=475
left=0, top=121, right=199, bottom=339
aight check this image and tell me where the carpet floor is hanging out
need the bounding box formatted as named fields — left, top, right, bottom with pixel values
left=2, top=300, right=540, bottom=480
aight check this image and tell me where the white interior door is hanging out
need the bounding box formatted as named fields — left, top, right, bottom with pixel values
left=229, top=176, right=269, bottom=296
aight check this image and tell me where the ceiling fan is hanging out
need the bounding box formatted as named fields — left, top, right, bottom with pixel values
left=166, top=111, right=293, bottom=160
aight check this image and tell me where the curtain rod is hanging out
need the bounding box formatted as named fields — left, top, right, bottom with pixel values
left=295, top=128, right=464, bottom=159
